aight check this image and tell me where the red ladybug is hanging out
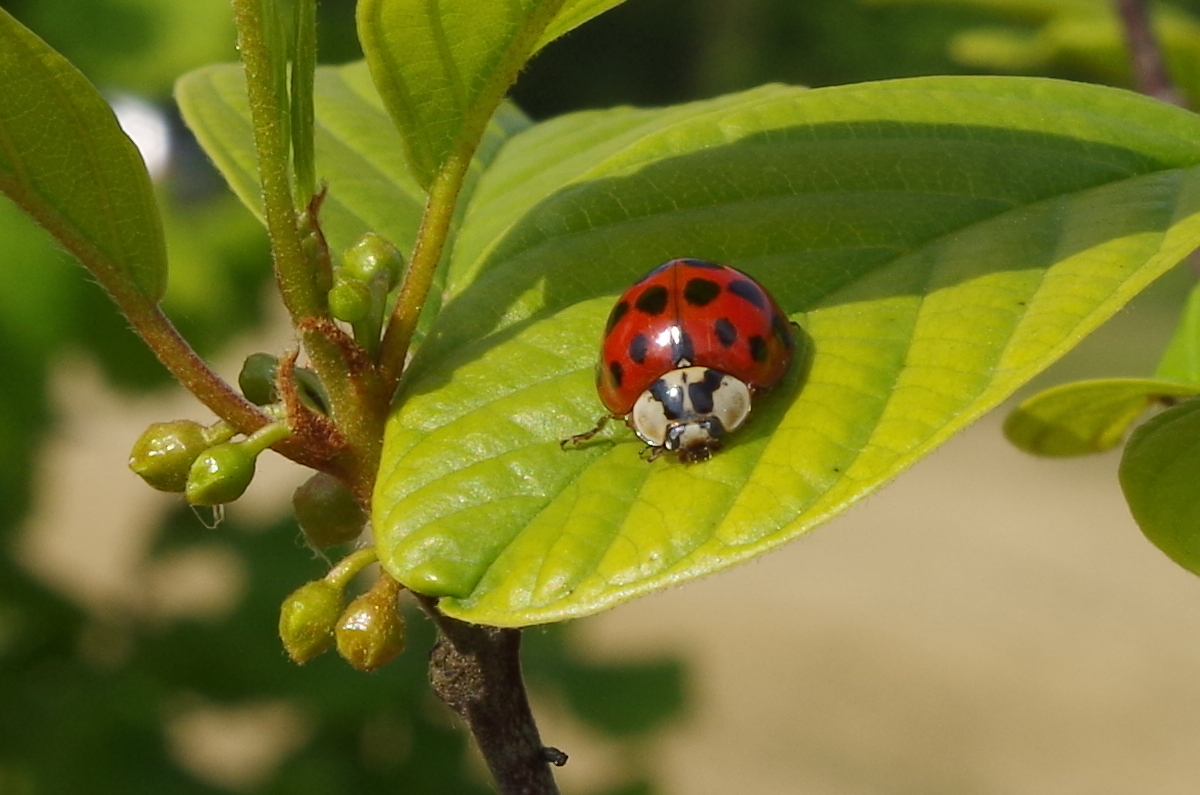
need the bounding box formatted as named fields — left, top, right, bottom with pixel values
left=565, top=258, right=795, bottom=462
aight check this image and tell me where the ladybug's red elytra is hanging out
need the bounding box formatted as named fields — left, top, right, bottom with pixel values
left=564, top=258, right=795, bottom=463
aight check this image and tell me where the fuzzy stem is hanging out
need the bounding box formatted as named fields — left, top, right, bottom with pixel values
left=126, top=303, right=269, bottom=433
left=418, top=597, right=562, bottom=795
left=231, top=0, right=323, bottom=320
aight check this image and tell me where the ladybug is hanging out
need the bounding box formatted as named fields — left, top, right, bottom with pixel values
left=565, top=258, right=795, bottom=462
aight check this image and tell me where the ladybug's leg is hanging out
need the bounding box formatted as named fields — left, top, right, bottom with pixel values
left=640, top=445, right=668, bottom=463
left=560, top=414, right=618, bottom=449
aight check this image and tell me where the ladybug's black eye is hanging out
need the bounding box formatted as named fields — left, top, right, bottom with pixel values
left=635, top=285, right=669, bottom=315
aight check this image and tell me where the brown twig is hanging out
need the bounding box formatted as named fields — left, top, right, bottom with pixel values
left=418, top=597, right=562, bottom=795
left=1114, top=0, right=1188, bottom=107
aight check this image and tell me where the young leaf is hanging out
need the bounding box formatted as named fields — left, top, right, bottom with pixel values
left=1004, top=378, right=1199, bottom=456
left=177, top=61, right=528, bottom=340
left=373, top=76, right=1200, bottom=626
left=356, top=0, right=627, bottom=188
left=1119, top=396, right=1200, bottom=576
left=177, top=61, right=528, bottom=261
left=0, top=8, right=167, bottom=303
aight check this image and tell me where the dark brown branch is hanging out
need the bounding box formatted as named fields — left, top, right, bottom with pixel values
left=1114, top=0, right=1188, bottom=107
left=418, top=597, right=561, bottom=795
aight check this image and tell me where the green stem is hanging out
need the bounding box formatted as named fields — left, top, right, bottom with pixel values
left=373, top=0, right=569, bottom=397
left=243, top=419, right=292, bottom=455
left=292, top=0, right=317, bottom=200
left=377, top=156, right=469, bottom=391
left=231, top=0, right=322, bottom=321
left=325, top=547, right=379, bottom=590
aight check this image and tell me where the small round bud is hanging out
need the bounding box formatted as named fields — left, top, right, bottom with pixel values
left=336, top=576, right=405, bottom=672
left=238, top=353, right=280, bottom=405
left=342, top=232, right=404, bottom=290
left=293, top=473, right=367, bottom=549
left=129, top=420, right=209, bottom=492
left=279, top=579, right=343, bottom=664
left=185, top=441, right=257, bottom=506
left=328, top=276, right=372, bottom=323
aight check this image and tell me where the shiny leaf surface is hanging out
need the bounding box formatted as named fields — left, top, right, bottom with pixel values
left=374, top=77, right=1200, bottom=626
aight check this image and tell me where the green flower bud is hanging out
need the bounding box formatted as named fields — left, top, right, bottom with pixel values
left=328, top=276, right=372, bottom=324
left=293, top=473, right=367, bottom=549
left=238, top=353, right=280, bottom=406
left=279, top=579, right=343, bottom=664
left=336, top=576, right=405, bottom=672
left=342, top=232, right=404, bottom=290
left=185, top=441, right=257, bottom=506
left=129, top=420, right=209, bottom=492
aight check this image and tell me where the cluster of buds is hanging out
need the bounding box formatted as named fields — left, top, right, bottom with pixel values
left=129, top=223, right=408, bottom=670
left=327, top=233, right=405, bottom=355
left=279, top=548, right=407, bottom=672
left=128, top=417, right=290, bottom=506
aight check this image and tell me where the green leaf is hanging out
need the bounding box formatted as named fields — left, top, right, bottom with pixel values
left=1120, top=396, right=1200, bottom=576
left=176, top=61, right=529, bottom=328
left=1156, top=278, right=1200, bottom=383
left=374, top=76, right=1200, bottom=627
left=1003, top=378, right=1200, bottom=456
left=0, top=7, right=167, bottom=302
left=356, top=0, right=627, bottom=188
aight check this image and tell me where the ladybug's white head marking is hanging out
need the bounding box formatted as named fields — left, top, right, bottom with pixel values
left=629, top=366, right=751, bottom=462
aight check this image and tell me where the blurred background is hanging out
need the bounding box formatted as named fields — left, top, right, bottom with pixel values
left=2, top=0, right=1200, bottom=793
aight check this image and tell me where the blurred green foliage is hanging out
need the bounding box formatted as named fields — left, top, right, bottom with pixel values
left=2, top=0, right=1196, bottom=790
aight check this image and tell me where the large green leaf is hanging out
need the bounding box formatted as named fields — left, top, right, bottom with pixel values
left=374, top=76, right=1200, bottom=627
left=1003, top=378, right=1200, bottom=456
left=356, top=0, right=627, bottom=188
left=1120, top=397, right=1200, bottom=576
left=0, top=7, right=166, bottom=302
left=176, top=61, right=529, bottom=326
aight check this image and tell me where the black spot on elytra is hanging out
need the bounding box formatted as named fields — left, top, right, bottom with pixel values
left=635, top=284, right=669, bottom=315
left=672, top=330, right=694, bottom=366
left=683, top=277, right=721, bottom=306
left=609, top=360, right=624, bottom=388
left=771, top=311, right=795, bottom=350
left=687, top=369, right=725, bottom=414
left=649, top=378, right=684, bottom=420
left=728, top=278, right=766, bottom=309
left=605, top=300, right=629, bottom=335
left=628, top=333, right=648, bottom=364
left=681, top=258, right=722, bottom=270
left=714, top=317, right=737, bottom=347
left=749, top=335, right=768, bottom=362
